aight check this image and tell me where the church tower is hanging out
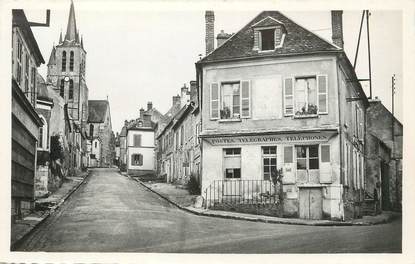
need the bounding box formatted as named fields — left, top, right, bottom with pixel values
left=47, top=0, right=88, bottom=123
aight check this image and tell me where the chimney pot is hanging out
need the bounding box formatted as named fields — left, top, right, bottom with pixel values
left=331, top=10, right=344, bottom=49
left=147, top=101, right=153, bottom=111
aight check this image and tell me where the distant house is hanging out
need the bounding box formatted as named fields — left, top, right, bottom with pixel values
left=87, top=100, right=113, bottom=167
left=365, top=98, right=402, bottom=213
left=126, top=115, right=156, bottom=176
left=11, top=9, right=48, bottom=220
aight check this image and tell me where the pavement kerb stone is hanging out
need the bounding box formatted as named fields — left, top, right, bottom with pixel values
left=11, top=171, right=91, bottom=250
left=124, top=173, right=386, bottom=227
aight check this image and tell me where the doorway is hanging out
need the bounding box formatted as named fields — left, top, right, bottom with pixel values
left=299, top=187, right=323, bottom=219
left=381, top=161, right=390, bottom=210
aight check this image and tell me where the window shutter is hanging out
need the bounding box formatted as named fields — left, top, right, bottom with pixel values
left=283, top=77, right=294, bottom=116
left=283, top=145, right=295, bottom=184
left=210, top=83, right=219, bottom=119
left=319, top=144, right=332, bottom=183
left=317, top=75, right=328, bottom=114
left=241, top=80, right=251, bottom=118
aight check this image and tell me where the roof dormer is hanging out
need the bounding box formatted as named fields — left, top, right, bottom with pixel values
left=252, top=16, right=286, bottom=52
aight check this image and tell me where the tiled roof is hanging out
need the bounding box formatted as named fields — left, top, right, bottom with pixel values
left=88, top=100, right=108, bottom=123
left=199, top=11, right=340, bottom=64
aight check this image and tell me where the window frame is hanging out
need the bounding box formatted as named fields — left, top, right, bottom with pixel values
left=296, top=145, right=319, bottom=171
left=259, top=28, right=276, bottom=51
left=131, top=153, right=143, bottom=166
left=262, top=146, right=277, bottom=181
left=62, top=51, right=67, bottom=72
left=69, top=51, right=74, bottom=72
left=68, top=79, right=74, bottom=99
left=223, top=148, right=242, bottom=180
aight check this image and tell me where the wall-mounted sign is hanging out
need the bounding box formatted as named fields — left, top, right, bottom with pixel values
left=204, top=131, right=336, bottom=146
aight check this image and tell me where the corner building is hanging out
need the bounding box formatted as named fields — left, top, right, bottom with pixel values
left=197, top=11, right=368, bottom=220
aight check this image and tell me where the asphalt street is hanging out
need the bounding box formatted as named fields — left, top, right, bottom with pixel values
left=16, top=168, right=402, bottom=253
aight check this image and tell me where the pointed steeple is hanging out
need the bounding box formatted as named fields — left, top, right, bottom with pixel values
left=47, top=46, right=56, bottom=66
left=59, top=31, right=63, bottom=43
left=75, top=29, right=80, bottom=43
left=64, top=0, right=78, bottom=43
left=81, top=35, right=84, bottom=48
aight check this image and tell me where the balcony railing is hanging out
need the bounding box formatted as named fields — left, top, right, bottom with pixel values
left=203, top=179, right=279, bottom=209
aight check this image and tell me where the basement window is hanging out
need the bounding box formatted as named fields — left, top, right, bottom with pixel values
left=260, top=29, right=275, bottom=51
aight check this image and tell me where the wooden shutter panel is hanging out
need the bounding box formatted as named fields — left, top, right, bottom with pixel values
left=283, top=77, right=294, bottom=116
left=317, top=75, right=328, bottom=114
left=210, top=83, right=219, bottom=119
left=319, top=144, right=332, bottom=183
left=283, top=145, right=295, bottom=184
left=241, top=80, right=251, bottom=118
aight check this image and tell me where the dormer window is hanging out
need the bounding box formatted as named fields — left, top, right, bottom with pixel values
left=260, top=29, right=275, bottom=51
left=252, top=16, right=286, bottom=52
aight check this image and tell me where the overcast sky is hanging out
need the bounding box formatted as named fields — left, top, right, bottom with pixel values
left=25, top=2, right=402, bottom=133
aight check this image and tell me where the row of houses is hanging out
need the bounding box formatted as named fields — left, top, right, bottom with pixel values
left=11, top=2, right=114, bottom=221
left=116, top=10, right=402, bottom=221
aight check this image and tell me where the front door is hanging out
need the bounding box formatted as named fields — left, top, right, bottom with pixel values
left=299, top=188, right=323, bottom=219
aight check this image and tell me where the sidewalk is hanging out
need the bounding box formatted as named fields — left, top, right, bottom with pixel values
left=11, top=171, right=90, bottom=250
left=131, top=176, right=400, bottom=226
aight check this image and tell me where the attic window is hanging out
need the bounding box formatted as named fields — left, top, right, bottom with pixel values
left=260, top=29, right=275, bottom=51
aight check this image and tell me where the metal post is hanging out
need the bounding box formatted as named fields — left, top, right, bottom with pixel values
left=366, top=10, right=373, bottom=99
left=353, top=11, right=366, bottom=69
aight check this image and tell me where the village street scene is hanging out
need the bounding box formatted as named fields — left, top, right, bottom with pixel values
left=9, top=1, right=403, bottom=255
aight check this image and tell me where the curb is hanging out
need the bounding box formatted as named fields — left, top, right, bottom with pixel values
left=127, top=174, right=399, bottom=227
left=125, top=174, right=387, bottom=227
left=11, top=171, right=91, bottom=250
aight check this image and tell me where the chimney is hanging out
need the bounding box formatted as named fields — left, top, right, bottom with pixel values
left=139, top=108, right=145, bottom=120
left=190, top=80, right=198, bottom=104
left=217, top=30, right=232, bottom=48
left=172, top=95, right=181, bottom=106
left=205, top=11, right=215, bottom=55
left=147, top=101, right=153, bottom=111
left=331, top=10, right=344, bottom=49
left=124, top=120, right=128, bottom=126
left=143, top=113, right=151, bottom=122
left=181, top=84, right=189, bottom=107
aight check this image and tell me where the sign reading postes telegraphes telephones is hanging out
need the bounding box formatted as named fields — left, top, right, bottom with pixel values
left=203, top=131, right=337, bottom=146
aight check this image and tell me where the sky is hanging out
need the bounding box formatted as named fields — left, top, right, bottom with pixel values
left=25, top=2, right=403, bottom=133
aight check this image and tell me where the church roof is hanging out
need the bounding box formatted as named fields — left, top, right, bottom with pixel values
left=198, top=11, right=340, bottom=64
left=88, top=100, right=109, bottom=123
left=47, top=46, right=56, bottom=65
left=64, top=0, right=80, bottom=45
left=36, top=73, right=52, bottom=102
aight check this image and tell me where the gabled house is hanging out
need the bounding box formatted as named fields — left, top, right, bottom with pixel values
left=196, top=11, right=368, bottom=220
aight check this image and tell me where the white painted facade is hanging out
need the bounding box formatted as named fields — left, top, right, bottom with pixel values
left=126, top=128, right=155, bottom=174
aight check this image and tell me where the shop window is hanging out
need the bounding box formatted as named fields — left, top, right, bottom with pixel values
left=262, top=146, right=277, bottom=180
left=131, top=154, right=143, bottom=166
left=260, top=29, right=275, bottom=51
left=224, top=148, right=241, bottom=179
left=296, top=145, right=319, bottom=170
left=210, top=81, right=250, bottom=120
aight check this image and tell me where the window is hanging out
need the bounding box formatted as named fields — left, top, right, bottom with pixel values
left=94, top=141, right=97, bottom=148
left=224, top=148, right=241, bottom=179
left=296, top=145, right=319, bottom=170
left=89, top=124, right=94, bottom=137
left=262, top=146, right=277, bottom=180
left=131, top=154, right=143, bottom=166
left=60, top=79, right=65, bottom=97
left=39, top=126, right=43, bottom=149
left=62, top=51, right=67, bottom=72
left=344, top=141, right=349, bottom=186
left=210, top=81, right=250, bottom=120
left=284, top=75, right=328, bottom=116
left=69, top=79, right=74, bottom=99
left=69, top=51, right=74, bottom=72
left=133, top=134, right=141, bottom=147
left=260, top=29, right=275, bottom=51
left=355, top=105, right=363, bottom=139
left=180, top=126, right=184, bottom=146
left=16, top=38, right=23, bottom=85
left=24, top=54, right=29, bottom=94
left=38, top=116, right=48, bottom=149
left=31, top=67, right=36, bottom=105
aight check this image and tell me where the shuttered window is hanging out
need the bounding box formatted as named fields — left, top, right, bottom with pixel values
left=133, top=135, right=141, bottom=147
left=321, top=145, right=330, bottom=163
left=210, top=83, right=219, bottom=119
left=241, top=80, right=251, bottom=118
left=284, top=146, right=293, bottom=163
left=320, top=144, right=332, bottom=183
left=317, top=75, right=328, bottom=114
left=284, top=78, right=294, bottom=116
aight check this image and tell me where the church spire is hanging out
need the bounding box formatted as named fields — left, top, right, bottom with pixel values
left=59, top=31, right=63, bottom=43
left=81, top=35, right=84, bottom=48
left=64, top=0, right=78, bottom=43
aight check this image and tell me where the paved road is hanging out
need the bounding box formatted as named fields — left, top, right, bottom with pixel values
left=17, top=168, right=402, bottom=253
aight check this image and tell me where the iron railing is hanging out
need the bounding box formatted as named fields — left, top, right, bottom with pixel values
left=203, top=179, right=279, bottom=209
